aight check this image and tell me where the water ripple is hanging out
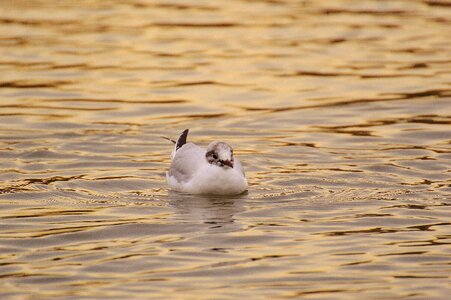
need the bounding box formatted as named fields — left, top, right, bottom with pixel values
left=0, top=0, right=450, bottom=299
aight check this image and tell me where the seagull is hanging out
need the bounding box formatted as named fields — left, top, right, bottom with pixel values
left=165, top=129, right=248, bottom=195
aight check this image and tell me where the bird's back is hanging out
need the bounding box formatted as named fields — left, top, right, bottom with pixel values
left=168, top=143, right=205, bottom=184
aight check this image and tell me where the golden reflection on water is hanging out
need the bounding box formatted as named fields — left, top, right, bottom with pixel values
left=1, top=0, right=451, bottom=299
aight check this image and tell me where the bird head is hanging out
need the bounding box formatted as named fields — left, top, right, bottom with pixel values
left=206, top=141, right=234, bottom=168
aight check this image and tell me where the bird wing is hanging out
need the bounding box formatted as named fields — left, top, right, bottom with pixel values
left=168, top=143, right=205, bottom=183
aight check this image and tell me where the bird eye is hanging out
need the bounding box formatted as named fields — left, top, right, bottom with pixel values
left=212, top=153, right=218, bottom=160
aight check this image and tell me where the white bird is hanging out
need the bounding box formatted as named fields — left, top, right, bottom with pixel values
left=166, top=129, right=248, bottom=195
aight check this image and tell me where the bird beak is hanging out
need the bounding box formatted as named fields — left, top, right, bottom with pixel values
left=221, top=160, right=234, bottom=168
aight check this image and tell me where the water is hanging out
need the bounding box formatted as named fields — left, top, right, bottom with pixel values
left=1, top=0, right=450, bottom=298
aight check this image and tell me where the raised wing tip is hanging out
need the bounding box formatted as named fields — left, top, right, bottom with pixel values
left=176, top=129, right=189, bottom=150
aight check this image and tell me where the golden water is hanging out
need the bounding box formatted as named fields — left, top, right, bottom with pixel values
left=1, top=1, right=450, bottom=299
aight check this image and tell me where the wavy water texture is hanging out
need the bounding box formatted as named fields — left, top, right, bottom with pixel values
left=0, top=0, right=450, bottom=299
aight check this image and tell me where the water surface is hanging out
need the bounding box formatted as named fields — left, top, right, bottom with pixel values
left=0, top=0, right=450, bottom=299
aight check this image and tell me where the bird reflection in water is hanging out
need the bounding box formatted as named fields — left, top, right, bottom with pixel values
left=167, top=190, right=247, bottom=231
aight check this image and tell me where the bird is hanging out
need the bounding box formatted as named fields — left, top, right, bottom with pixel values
left=165, top=129, right=248, bottom=195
